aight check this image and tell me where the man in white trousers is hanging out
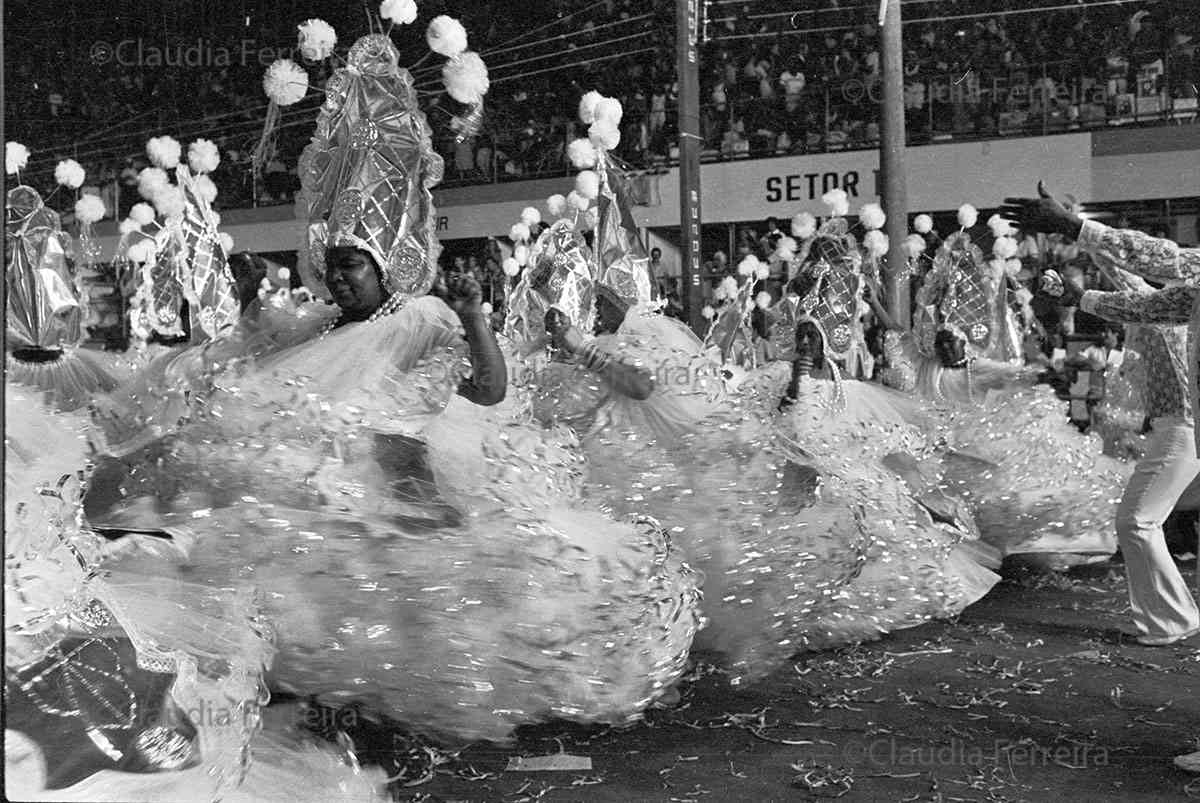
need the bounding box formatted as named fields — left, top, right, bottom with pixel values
left=1003, top=183, right=1200, bottom=772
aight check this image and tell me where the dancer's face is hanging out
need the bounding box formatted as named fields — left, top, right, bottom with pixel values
left=795, top=320, right=826, bottom=371
left=934, top=329, right=968, bottom=368
left=595, top=293, right=626, bottom=335
left=325, top=246, right=384, bottom=320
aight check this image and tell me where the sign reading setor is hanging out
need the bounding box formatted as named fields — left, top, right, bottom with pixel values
left=764, top=170, right=880, bottom=203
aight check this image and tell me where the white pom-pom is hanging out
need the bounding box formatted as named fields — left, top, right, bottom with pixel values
left=219, top=232, right=235, bottom=253
left=575, top=170, right=600, bottom=200
left=127, top=238, right=157, bottom=265
left=442, top=52, right=489, bottom=104
left=520, top=207, right=541, bottom=227
left=719, top=275, right=740, bottom=299
left=187, top=139, right=220, bottom=174
left=992, top=236, right=1018, bottom=259
left=480, top=301, right=493, bottom=316
left=510, top=222, right=531, bottom=243
left=380, top=0, right=418, bottom=25
left=902, top=233, right=927, bottom=258
left=514, top=244, right=530, bottom=266
left=737, top=255, right=760, bottom=277
left=297, top=18, right=338, bottom=61
left=1005, top=258, right=1023, bottom=276
left=754, top=264, right=770, bottom=281
left=547, top=194, right=567, bottom=217
left=579, top=91, right=605, bottom=125
left=502, top=257, right=521, bottom=277
left=774, top=235, right=797, bottom=261
left=6, top=141, right=29, bottom=175
left=118, top=218, right=138, bottom=235
left=701, top=305, right=716, bottom=320
left=146, top=136, right=182, bottom=170
left=129, top=202, right=156, bottom=226
left=194, top=175, right=218, bottom=204
left=426, top=15, right=468, bottom=57
left=755, top=291, right=773, bottom=310
left=821, top=188, right=850, bottom=216
left=593, top=97, right=623, bottom=127
left=263, top=59, right=308, bottom=106
left=913, top=213, right=933, bottom=234
left=987, top=213, right=1014, bottom=238
left=74, top=194, right=106, bottom=225
left=567, top=190, right=589, bottom=212
left=858, top=202, right=886, bottom=231
left=864, top=230, right=889, bottom=258
left=567, top=138, right=598, bottom=169
left=588, top=121, right=620, bottom=151
left=137, top=167, right=170, bottom=200
left=791, top=212, right=817, bottom=239
left=153, top=186, right=186, bottom=220
left=54, top=159, right=85, bottom=189
left=957, top=204, right=978, bottom=229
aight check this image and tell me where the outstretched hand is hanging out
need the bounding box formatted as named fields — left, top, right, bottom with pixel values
left=999, top=181, right=1084, bottom=239
left=545, top=307, right=584, bottom=354
left=1039, top=269, right=1083, bottom=307
left=435, top=273, right=483, bottom=316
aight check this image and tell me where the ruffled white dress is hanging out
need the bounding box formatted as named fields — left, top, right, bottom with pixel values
left=5, top=387, right=386, bottom=802
left=880, top=332, right=1130, bottom=566
left=521, top=309, right=998, bottom=683
left=87, top=296, right=701, bottom=743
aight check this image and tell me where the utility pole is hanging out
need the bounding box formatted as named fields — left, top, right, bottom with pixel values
left=677, top=0, right=704, bottom=332
left=878, top=0, right=909, bottom=325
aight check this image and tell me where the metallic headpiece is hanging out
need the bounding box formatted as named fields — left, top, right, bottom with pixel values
left=124, top=166, right=239, bottom=344
left=789, top=218, right=863, bottom=361
left=593, top=153, right=655, bottom=310
left=913, top=232, right=992, bottom=359
left=6, top=186, right=83, bottom=351
left=297, top=34, right=444, bottom=301
left=504, top=219, right=596, bottom=345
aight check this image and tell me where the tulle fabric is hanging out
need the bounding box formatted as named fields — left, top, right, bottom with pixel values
left=6, top=347, right=119, bottom=413
left=90, top=300, right=702, bottom=744
left=524, top=311, right=998, bottom=683
left=884, top=335, right=1129, bottom=563
left=6, top=388, right=381, bottom=802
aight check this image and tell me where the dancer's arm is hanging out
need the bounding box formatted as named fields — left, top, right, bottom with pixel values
left=1002, top=182, right=1200, bottom=283
left=440, top=274, right=507, bottom=406
left=545, top=309, right=655, bottom=401
left=862, top=274, right=902, bottom=331
left=1044, top=270, right=1196, bottom=326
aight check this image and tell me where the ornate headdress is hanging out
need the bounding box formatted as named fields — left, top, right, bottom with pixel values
left=504, top=219, right=597, bottom=345
left=121, top=158, right=239, bottom=345
left=913, top=231, right=993, bottom=360
left=6, top=185, right=84, bottom=352
left=296, top=34, right=445, bottom=302
left=789, top=217, right=864, bottom=363
left=593, top=153, right=656, bottom=312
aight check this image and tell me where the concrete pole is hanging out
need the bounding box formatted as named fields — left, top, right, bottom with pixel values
left=878, top=0, right=909, bottom=325
left=677, top=0, right=705, bottom=332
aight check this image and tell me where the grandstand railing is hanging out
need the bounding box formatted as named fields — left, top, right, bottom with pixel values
left=11, top=52, right=1196, bottom=217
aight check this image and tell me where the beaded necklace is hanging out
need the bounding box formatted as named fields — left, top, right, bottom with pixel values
left=317, top=290, right=409, bottom=339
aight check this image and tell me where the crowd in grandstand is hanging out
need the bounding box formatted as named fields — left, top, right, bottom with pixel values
left=5, top=0, right=1197, bottom=215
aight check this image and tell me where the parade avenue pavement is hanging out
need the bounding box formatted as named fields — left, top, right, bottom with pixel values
left=345, top=556, right=1200, bottom=803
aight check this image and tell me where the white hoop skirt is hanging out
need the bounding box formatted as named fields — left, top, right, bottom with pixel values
left=523, top=311, right=998, bottom=684
left=87, top=297, right=701, bottom=744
